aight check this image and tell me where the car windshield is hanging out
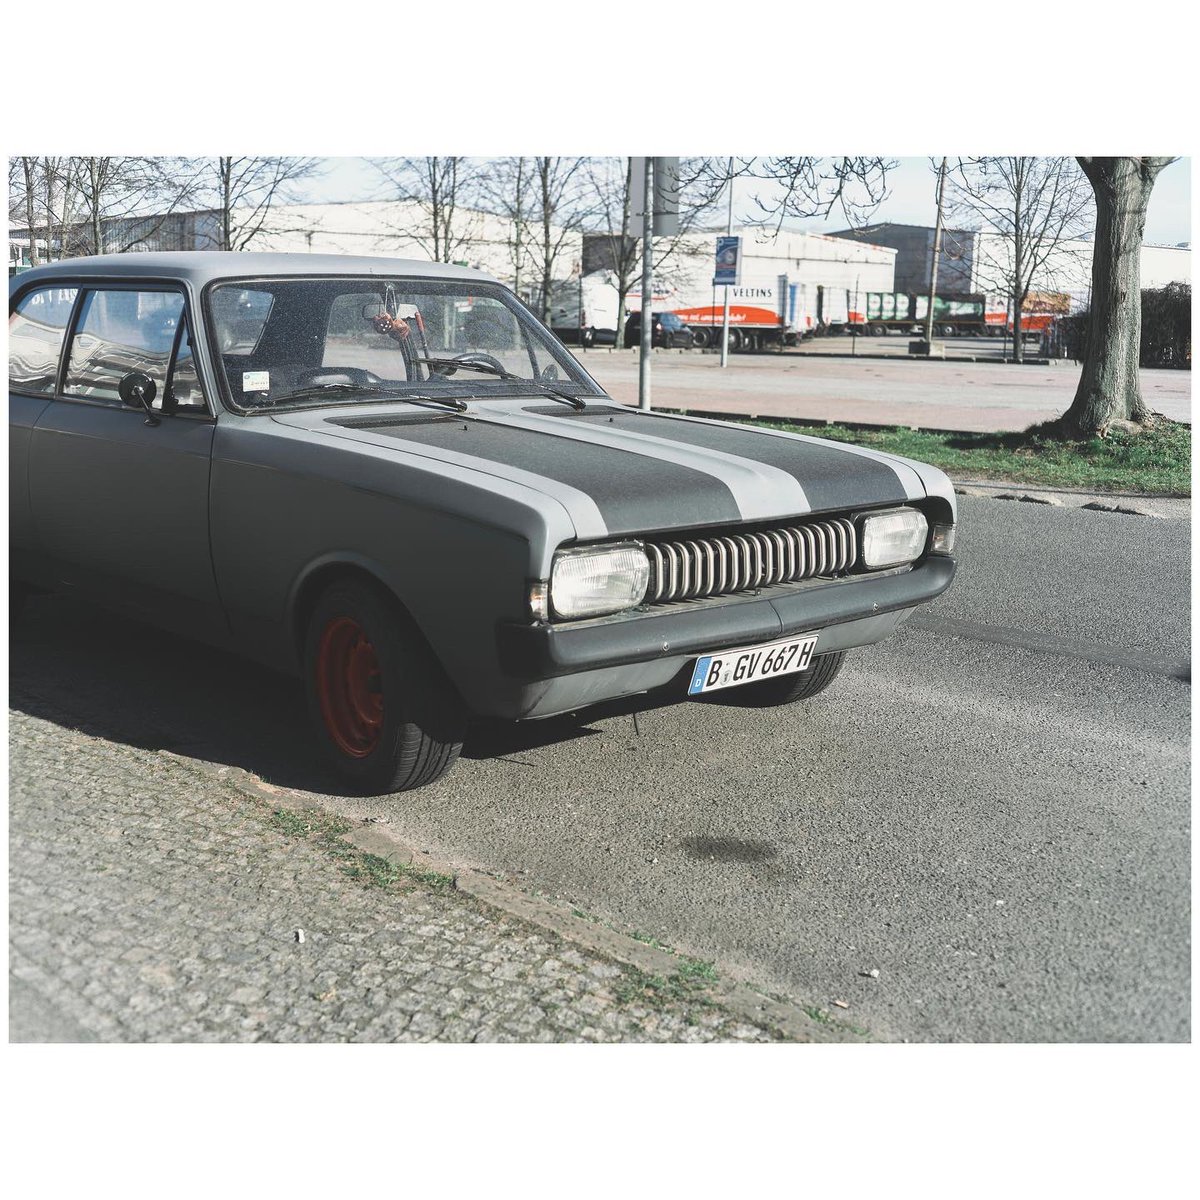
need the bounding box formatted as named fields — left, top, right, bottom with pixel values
left=207, top=277, right=601, bottom=410
left=660, top=313, right=684, bottom=330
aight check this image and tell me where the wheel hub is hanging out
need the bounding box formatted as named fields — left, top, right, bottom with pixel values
left=316, top=617, right=384, bottom=758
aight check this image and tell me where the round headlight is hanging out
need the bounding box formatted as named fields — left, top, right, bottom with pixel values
left=860, top=508, right=929, bottom=569
left=550, top=543, right=650, bottom=620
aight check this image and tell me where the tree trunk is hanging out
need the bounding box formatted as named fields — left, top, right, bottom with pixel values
left=1058, top=157, right=1174, bottom=436
left=89, top=159, right=102, bottom=255
left=22, top=157, right=39, bottom=266
left=220, top=158, right=233, bottom=251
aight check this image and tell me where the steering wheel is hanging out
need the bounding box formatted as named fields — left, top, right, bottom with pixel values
left=430, top=352, right=507, bottom=379
left=292, top=367, right=383, bottom=388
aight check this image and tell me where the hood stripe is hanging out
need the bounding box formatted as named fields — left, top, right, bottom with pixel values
left=491, top=407, right=810, bottom=520
left=359, top=418, right=742, bottom=536
left=274, top=413, right=611, bottom=539
left=591, top=409, right=918, bottom=511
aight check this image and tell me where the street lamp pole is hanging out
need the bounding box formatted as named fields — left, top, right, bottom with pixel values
left=638, top=156, right=654, bottom=411
left=720, top=157, right=733, bottom=368
left=924, top=157, right=948, bottom=355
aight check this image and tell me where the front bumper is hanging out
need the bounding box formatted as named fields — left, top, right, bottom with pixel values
left=498, top=553, right=956, bottom=681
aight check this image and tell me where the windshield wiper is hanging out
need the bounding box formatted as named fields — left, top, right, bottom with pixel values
left=269, top=382, right=468, bottom=412
left=410, top=357, right=588, bottom=411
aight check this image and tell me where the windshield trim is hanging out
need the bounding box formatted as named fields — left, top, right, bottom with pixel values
left=201, top=273, right=608, bottom=415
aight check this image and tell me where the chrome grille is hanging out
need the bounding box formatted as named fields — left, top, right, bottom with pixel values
left=644, top=516, right=857, bottom=604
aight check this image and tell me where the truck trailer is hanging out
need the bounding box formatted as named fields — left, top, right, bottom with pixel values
left=839, top=291, right=1066, bottom=338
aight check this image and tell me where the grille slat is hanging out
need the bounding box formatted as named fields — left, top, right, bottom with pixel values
left=644, top=515, right=858, bottom=606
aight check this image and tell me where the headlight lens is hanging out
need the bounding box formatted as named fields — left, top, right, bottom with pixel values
left=860, top=508, right=929, bottom=569
left=550, top=543, right=650, bottom=619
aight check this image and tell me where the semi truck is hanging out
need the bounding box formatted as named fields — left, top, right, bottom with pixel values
left=550, top=269, right=810, bottom=352
left=835, top=291, right=1067, bottom=338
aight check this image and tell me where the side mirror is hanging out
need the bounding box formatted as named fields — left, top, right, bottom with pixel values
left=118, top=371, right=160, bottom=426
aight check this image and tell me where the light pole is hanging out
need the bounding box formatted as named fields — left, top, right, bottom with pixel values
left=638, top=156, right=653, bottom=411
left=720, top=157, right=734, bottom=368
left=923, top=157, right=948, bottom=355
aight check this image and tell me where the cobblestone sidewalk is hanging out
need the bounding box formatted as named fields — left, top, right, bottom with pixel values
left=8, top=708, right=770, bottom=1043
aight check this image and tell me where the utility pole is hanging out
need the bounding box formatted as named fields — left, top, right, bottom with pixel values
left=720, top=157, right=734, bottom=368
left=638, top=156, right=653, bottom=411
left=923, top=156, right=948, bottom=355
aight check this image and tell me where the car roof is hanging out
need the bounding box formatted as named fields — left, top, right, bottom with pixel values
left=10, top=251, right=501, bottom=292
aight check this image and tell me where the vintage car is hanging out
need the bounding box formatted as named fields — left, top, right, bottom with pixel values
left=9, top=253, right=957, bottom=793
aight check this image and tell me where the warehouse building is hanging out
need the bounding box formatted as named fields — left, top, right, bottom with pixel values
left=829, top=222, right=1191, bottom=310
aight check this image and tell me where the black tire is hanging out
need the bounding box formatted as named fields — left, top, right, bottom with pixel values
left=304, top=578, right=465, bottom=794
left=691, top=327, right=710, bottom=349
left=706, top=650, right=846, bottom=707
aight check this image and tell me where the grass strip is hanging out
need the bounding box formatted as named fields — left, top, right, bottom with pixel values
left=740, top=416, right=1191, bottom=496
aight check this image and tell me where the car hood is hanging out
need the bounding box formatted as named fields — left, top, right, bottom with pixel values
left=270, top=398, right=955, bottom=541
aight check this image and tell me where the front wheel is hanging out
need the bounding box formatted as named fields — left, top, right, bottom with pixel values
left=304, top=579, right=466, bottom=793
left=707, top=650, right=846, bottom=707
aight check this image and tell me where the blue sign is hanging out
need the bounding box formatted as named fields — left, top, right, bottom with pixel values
left=713, top=236, right=741, bottom=286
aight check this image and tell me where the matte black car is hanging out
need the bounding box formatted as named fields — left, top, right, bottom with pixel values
left=10, top=253, right=957, bottom=793
left=623, top=310, right=695, bottom=349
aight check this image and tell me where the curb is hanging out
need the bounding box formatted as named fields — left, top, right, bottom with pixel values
left=224, top=767, right=861, bottom=1043
left=338, top=821, right=858, bottom=1043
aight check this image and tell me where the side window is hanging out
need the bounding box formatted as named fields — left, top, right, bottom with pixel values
left=64, top=289, right=184, bottom=404
left=8, top=286, right=79, bottom=394
left=166, top=323, right=208, bottom=412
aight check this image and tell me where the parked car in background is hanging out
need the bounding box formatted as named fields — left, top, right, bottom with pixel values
left=10, top=253, right=958, bottom=794
left=623, top=310, right=695, bottom=349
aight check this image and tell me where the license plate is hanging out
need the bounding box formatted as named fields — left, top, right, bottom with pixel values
left=687, top=633, right=820, bottom=695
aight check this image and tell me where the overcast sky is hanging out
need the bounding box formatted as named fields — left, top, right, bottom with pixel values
left=302, top=157, right=1191, bottom=248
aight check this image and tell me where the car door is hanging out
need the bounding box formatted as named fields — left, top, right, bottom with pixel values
left=27, top=283, right=227, bottom=642
left=9, top=283, right=78, bottom=559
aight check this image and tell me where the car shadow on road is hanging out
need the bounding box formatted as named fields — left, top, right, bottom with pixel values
left=8, top=594, right=690, bottom=792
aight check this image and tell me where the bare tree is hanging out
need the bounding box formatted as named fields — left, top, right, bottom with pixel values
left=74, top=157, right=199, bottom=253
left=13, top=157, right=42, bottom=265
left=746, top=156, right=895, bottom=228
left=477, top=156, right=533, bottom=296
left=525, top=157, right=593, bottom=323
left=1056, top=156, right=1179, bottom=437
left=945, top=157, right=1093, bottom=362
left=374, top=157, right=482, bottom=263
left=583, top=157, right=724, bottom=349
left=193, top=157, right=319, bottom=251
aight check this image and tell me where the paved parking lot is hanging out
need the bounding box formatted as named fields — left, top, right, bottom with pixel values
left=580, top=349, right=1192, bottom=432
left=8, top=495, right=1189, bottom=1042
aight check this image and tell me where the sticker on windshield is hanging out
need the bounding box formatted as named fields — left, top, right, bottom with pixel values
left=243, top=370, right=270, bottom=392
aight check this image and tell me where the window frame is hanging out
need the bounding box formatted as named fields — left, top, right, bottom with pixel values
left=6, top=283, right=83, bottom=398
left=8, top=276, right=216, bottom=422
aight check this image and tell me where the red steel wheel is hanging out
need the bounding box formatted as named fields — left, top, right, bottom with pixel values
left=305, top=579, right=466, bottom=792
left=316, top=616, right=384, bottom=757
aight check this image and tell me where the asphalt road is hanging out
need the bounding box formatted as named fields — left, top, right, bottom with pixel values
left=8, top=497, right=1190, bottom=1042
